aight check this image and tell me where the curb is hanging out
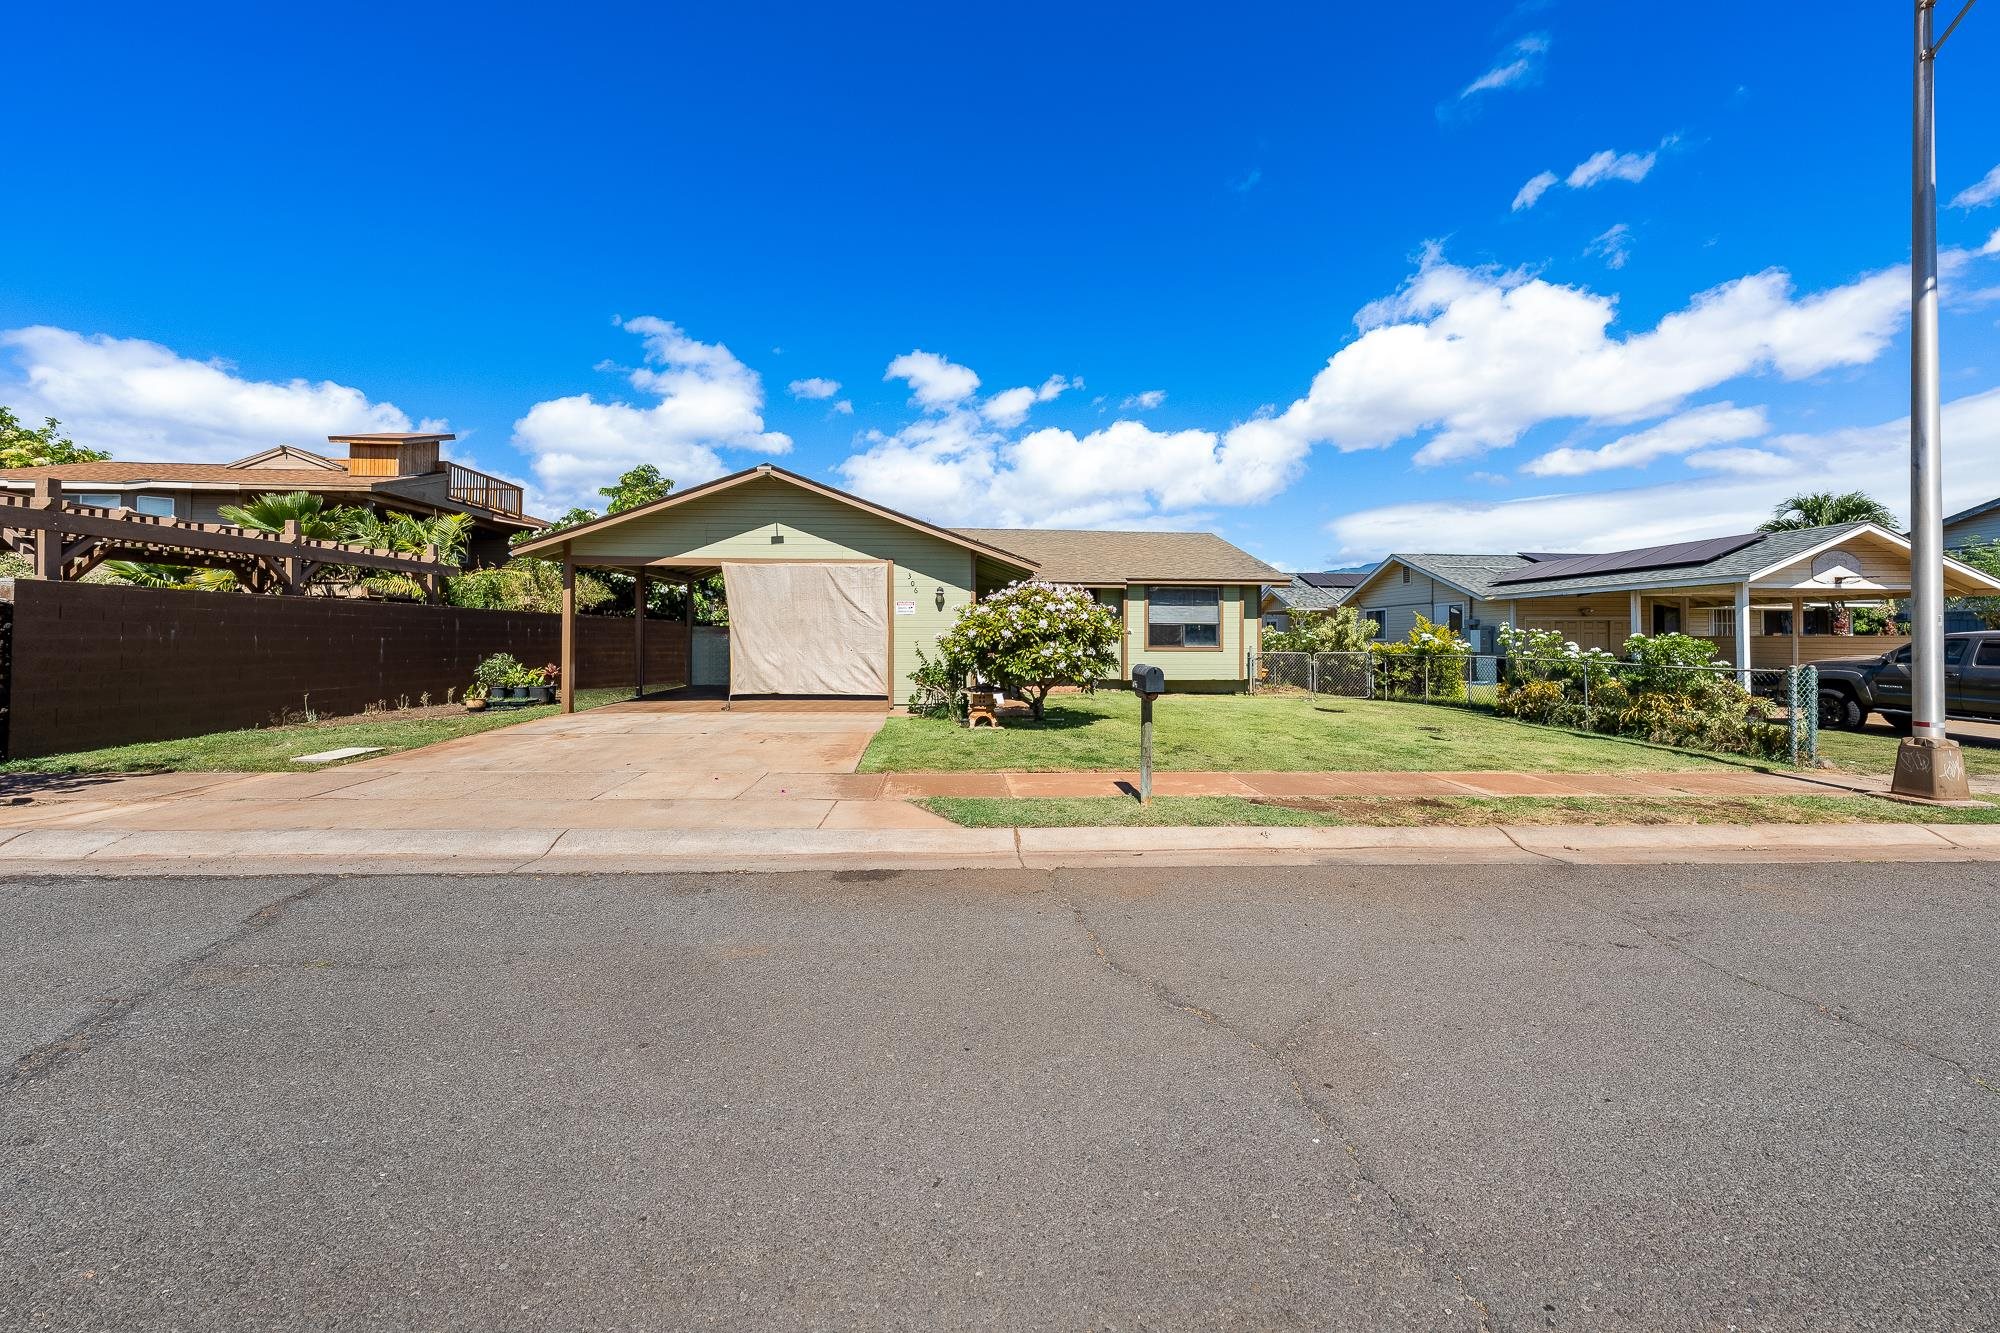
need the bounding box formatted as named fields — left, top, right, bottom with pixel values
left=2, top=822, right=1996, bottom=875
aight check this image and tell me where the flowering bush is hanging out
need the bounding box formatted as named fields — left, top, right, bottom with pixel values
left=1493, top=625, right=1786, bottom=759
left=933, top=581, right=1120, bottom=721
left=1370, top=614, right=1473, bottom=701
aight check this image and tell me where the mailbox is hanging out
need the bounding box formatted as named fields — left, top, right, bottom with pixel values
left=1131, top=664, right=1166, bottom=697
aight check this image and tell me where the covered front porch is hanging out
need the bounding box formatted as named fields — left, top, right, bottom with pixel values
left=1506, top=585, right=1906, bottom=670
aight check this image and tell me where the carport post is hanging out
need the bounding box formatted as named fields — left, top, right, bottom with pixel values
left=633, top=570, right=647, bottom=699
left=559, top=549, right=576, bottom=713
left=1733, top=582, right=1752, bottom=685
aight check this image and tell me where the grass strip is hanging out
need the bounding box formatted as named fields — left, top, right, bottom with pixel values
left=917, top=793, right=2000, bottom=828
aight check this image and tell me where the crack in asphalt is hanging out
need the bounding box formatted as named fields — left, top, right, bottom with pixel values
left=1062, top=886, right=1497, bottom=1332
left=1572, top=893, right=2000, bottom=1102
left=6, top=874, right=339, bottom=1094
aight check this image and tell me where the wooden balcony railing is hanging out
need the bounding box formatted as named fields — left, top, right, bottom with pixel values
left=446, top=463, right=524, bottom=516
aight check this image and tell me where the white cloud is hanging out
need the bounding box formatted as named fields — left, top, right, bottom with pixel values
left=1324, top=385, right=2000, bottom=561
left=1683, top=446, right=1795, bottom=476
left=1566, top=147, right=1658, bottom=189
left=512, top=316, right=789, bottom=509
left=0, top=325, right=426, bottom=461
left=1585, top=222, right=1633, bottom=269
left=1511, top=171, right=1558, bottom=211
left=1983, top=227, right=2000, bottom=256
left=1513, top=138, right=1673, bottom=210
left=787, top=376, right=840, bottom=400
left=1460, top=35, right=1549, bottom=98
left=1121, top=389, right=1168, bottom=410
left=1951, top=163, right=2000, bottom=209
left=837, top=405, right=1301, bottom=529
left=1253, top=244, right=1914, bottom=469
left=830, top=399, right=854, bottom=415
left=1522, top=402, right=1768, bottom=477
left=978, top=372, right=1073, bottom=427
left=885, top=350, right=980, bottom=408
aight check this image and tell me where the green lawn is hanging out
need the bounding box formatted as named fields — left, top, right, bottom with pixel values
left=861, top=692, right=1762, bottom=774
left=920, top=793, right=2000, bottom=828
left=1815, top=725, right=2000, bottom=777
left=0, top=687, right=632, bottom=775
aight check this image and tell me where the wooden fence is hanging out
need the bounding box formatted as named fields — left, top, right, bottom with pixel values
left=0, top=579, right=687, bottom=758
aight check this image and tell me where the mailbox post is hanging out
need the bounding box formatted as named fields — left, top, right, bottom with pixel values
left=1131, top=664, right=1166, bottom=805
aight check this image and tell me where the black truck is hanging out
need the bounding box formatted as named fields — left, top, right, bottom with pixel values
left=1814, top=630, right=2000, bottom=731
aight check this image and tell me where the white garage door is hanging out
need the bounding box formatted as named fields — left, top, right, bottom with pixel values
left=721, top=561, right=889, bottom=697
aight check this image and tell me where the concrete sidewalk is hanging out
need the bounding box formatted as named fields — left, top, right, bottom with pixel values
left=0, top=819, right=1995, bottom=875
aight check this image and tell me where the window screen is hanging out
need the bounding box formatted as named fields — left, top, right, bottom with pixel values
left=1147, top=587, right=1221, bottom=648
left=134, top=494, right=175, bottom=517
left=75, top=492, right=120, bottom=509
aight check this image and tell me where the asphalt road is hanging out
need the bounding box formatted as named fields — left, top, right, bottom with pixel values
left=4, top=864, right=1997, bottom=1332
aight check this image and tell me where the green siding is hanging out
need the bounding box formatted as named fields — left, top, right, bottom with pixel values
left=562, top=476, right=974, bottom=704
left=1125, top=583, right=1253, bottom=688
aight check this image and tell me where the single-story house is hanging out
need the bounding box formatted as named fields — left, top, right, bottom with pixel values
left=1339, top=522, right=2000, bottom=672
left=512, top=463, right=1282, bottom=709
left=1943, top=495, right=2000, bottom=553
left=1259, top=571, right=1370, bottom=631
left=0, top=433, right=542, bottom=567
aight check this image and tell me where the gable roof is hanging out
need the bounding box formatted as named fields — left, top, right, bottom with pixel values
left=1487, top=525, right=1875, bottom=598
left=952, top=527, right=1283, bottom=584
left=1347, top=553, right=1535, bottom=605
left=1268, top=572, right=1366, bottom=611
left=1944, top=495, right=2000, bottom=529
left=512, top=462, right=1040, bottom=569
left=227, top=445, right=347, bottom=471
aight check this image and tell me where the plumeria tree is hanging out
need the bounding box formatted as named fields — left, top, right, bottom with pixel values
left=935, top=580, right=1120, bottom=721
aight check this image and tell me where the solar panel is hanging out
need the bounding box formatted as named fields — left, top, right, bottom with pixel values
left=1298, top=571, right=1367, bottom=588
left=1491, top=533, right=1765, bottom=586
left=1517, top=552, right=1590, bottom=563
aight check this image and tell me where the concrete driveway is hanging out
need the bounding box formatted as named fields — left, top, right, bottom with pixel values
left=33, top=699, right=959, bottom=833
left=4, top=862, right=1996, bottom=1329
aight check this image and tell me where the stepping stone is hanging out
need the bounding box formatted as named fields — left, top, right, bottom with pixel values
left=290, top=746, right=386, bottom=765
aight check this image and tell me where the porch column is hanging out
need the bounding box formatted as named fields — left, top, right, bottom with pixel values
left=1791, top=596, right=1802, bottom=667
left=559, top=548, right=576, bottom=714
left=1628, top=591, right=1642, bottom=642
left=685, top=579, right=697, bottom=689
left=633, top=569, right=647, bottom=699
left=1733, top=583, right=1752, bottom=683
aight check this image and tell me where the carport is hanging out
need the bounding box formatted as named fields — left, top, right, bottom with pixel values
left=511, top=464, right=1036, bottom=711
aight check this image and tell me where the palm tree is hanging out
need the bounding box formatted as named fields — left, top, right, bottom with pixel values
left=216, top=490, right=337, bottom=538
left=333, top=507, right=472, bottom=564
left=1758, top=491, right=1898, bottom=532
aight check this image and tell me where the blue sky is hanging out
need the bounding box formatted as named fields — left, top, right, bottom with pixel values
left=5, top=1, right=2000, bottom=568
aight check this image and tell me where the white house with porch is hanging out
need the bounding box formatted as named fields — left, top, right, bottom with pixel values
left=1340, top=523, right=2000, bottom=674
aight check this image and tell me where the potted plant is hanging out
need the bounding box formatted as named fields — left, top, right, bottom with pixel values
left=475, top=652, right=527, bottom=705
left=532, top=663, right=560, bottom=704
left=463, top=683, right=489, bottom=712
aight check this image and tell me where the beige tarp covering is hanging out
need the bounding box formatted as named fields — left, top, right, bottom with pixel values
left=721, top=561, right=888, bottom=697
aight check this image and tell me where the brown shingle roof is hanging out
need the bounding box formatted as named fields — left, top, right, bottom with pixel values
left=0, top=462, right=385, bottom=489
left=954, top=527, right=1282, bottom=584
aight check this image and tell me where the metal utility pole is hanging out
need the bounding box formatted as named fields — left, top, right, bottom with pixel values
left=1893, top=0, right=1977, bottom=800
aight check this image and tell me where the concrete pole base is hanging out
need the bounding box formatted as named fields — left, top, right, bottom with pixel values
left=1890, top=737, right=1971, bottom=802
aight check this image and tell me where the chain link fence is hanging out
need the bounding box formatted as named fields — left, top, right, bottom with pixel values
left=1250, top=651, right=1819, bottom=765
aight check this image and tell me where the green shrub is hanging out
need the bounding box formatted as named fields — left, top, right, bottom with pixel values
left=906, top=643, right=970, bottom=721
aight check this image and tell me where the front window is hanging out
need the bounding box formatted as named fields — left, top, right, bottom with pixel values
left=133, top=494, right=175, bottom=517
left=75, top=492, right=120, bottom=509
left=1147, top=586, right=1221, bottom=648
left=1444, top=605, right=1464, bottom=634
